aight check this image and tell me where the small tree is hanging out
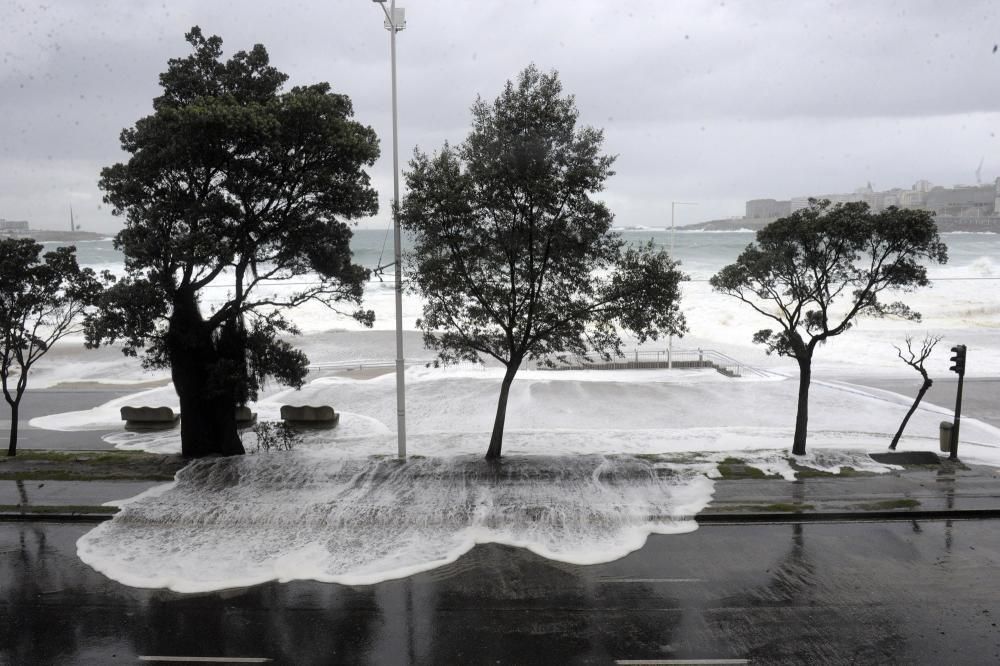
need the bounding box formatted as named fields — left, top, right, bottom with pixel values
left=710, top=200, right=947, bottom=455
left=87, top=27, right=379, bottom=457
left=0, top=239, right=104, bottom=456
left=889, top=333, right=941, bottom=450
left=400, top=66, right=687, bottom=460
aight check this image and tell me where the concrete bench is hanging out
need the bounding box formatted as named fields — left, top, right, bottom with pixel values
left=235, top=406, right=258, bottom=427
left=120, top=406, right=180, bottom=431
left=279, top=405, right=340, bottom=428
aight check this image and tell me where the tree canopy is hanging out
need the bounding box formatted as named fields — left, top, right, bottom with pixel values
left=88, top=27, right=380, bottom=457
left=401, top=65, right=687, bottom=459
left=1, top=239, right=104, bottom=456
left=710, top=199, right=948, bottom=455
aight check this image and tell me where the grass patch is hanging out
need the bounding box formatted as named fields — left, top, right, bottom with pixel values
left=0, top=470, right=177, bottom=481
left=0, top=504, right=119, bottom=515
left=0, top=449, right=187, bottom=481
left=788, top=460, right=876, bottom=479
left=716, top=457, right=781, bottom=480
left=2, top=450, right=153, bottom=463
left=632, top=452, right=712, bottom=465
left=851, top=498, right=921, bottom=511
left=705, top=502, right=815, bottom=513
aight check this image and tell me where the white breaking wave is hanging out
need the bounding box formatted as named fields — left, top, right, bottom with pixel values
left=58, top=364, right=1000, bottom=592
left=76, top=453, right=715, bottom=592
left=24, top=231, right=1000, bottom=592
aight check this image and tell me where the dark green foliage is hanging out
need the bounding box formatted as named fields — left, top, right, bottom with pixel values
left=711, top=200, right=947, bottom=455
left=400, top=66, right=687, bottom=459
left=0, top=239, right=105, bottom=456
left=87, top=27, right=379, bottom=457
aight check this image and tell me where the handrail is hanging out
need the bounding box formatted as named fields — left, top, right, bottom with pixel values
left=308, top=349, right=770, bottom=379
left=307, top=358, right=438, bottom=371
left=532, top=348, right=770, bottom=378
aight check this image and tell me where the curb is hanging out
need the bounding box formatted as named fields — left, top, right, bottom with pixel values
left=0, top=511, right=115, bottom=523
left=692, top=508, right=1000, bottom=523
left=6, top=507, right=1000, bottom=525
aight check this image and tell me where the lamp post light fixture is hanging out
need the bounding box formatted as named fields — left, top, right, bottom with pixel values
left=372, top=0, right=407, bottom=458
left=668, top=201, right=696, bottom=369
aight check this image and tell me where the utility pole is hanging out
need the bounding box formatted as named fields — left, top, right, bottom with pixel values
left=372, top=0, right=408, bottom=458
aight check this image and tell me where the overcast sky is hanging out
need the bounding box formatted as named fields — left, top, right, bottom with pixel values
left=3, top=0, right=999, bottom=233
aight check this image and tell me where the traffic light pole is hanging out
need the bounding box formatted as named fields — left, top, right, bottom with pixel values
left=950, top=374, right=964, bottom=460
left=948, top=344, right=967, bottom=461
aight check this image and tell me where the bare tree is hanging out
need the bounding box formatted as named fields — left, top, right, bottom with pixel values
left=889, top=334, right=941, bottom=450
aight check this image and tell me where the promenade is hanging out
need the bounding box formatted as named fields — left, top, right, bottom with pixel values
left=3, top=381, right=1000, bottom=663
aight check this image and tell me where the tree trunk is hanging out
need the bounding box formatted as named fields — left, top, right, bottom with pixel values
left=889, top=379, right=932, bottom=450
left=791, top=356, right=812, bottom=456
left=167, top=288, right=244, bottom=458
left=485, top=362, right=520, bottom=460
left=6, top=400, right=18, bottom=457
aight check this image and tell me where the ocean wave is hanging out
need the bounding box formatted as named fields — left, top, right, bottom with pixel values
left=676, top=228, right=756, bottom=234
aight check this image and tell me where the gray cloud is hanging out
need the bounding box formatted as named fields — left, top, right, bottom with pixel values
left=2, top=0, right=998, bottom=232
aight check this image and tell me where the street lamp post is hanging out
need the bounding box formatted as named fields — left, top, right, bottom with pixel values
left=668, top=201, right=696, bottom=369
left=372, top=0, right=407, bottom=458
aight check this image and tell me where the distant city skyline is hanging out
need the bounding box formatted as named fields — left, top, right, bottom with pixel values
left=747, top=177, right=1000, bottom=221
left=3, top=1, right=999, bottom=233
left=8, top=175, right=1000, bottom=234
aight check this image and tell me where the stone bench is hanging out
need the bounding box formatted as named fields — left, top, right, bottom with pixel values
left=120, top=406, right=180, bottom=431
left=235, top=406, right=258, bottom=427
left=280, top=405, right=340, bottom=428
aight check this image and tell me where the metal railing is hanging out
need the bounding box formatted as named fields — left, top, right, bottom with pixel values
left=308, top=349, right=769, bottom=379
left=532, top=348, right=769, bottom=378
left=307, top=358, right=438, bottom=372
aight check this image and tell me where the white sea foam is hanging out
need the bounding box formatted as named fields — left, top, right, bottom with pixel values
left=30, top=231, right=1000, bottom=591
left=39, top=364, right=1000, bottom=458
left=77, top=453, right=714, bottom=592
left=676, top=227, right=757, bottom=233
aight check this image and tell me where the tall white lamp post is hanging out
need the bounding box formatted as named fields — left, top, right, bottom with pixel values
left=668, top=201, right=696, bottom=369
left=372, top=0, right=407, bottom=458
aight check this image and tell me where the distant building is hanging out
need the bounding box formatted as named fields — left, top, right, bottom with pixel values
left=924, top=184, right=995, bottom=218
left=764, top=179, right=1000, bottom=220
left=0, top=218, right=30, bottom=233
left=745, top=198, right=791, bottom=219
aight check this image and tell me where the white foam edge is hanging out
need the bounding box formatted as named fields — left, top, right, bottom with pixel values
left=78, top=474, right=714, bottom=593
left=101, top=479, right=179, bottom=508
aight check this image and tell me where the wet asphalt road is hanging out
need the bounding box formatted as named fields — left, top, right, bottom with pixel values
left=837, top=376, right=1000, bottom=430
left=1, top=388, right=135, bottom=452
left=2, top=519, right=999, bottom=665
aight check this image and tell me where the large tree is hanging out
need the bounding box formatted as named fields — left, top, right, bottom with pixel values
left=400, top=66, right=687, bottom=460
left=710, top=200, right=948, bottom=455
left=1, top=239, right=104, bottom=456
left=88, top=28, right=379, bottom=457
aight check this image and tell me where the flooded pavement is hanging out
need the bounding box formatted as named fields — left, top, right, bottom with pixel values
left=2, top=388, right=136, bottom=452
left=3, top=519, right=1000, bottom=664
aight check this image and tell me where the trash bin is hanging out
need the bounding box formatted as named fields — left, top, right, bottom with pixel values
left=939, top=421, right=954, bottom=453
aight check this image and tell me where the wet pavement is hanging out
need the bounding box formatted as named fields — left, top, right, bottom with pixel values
left=3, top=382, right=1000, bottom=663
left=1, top=387, right=134, bottom=451
left=7, top=459, right=1000, bottom=524
left=0, top=479, right=162, bottom=508
left=2, top=519, right=999, bottom=664
left=835, top=375, right=1000, bottom=429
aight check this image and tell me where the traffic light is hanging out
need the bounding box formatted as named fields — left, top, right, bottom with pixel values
left=949, top=344, right=966, bottom=375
